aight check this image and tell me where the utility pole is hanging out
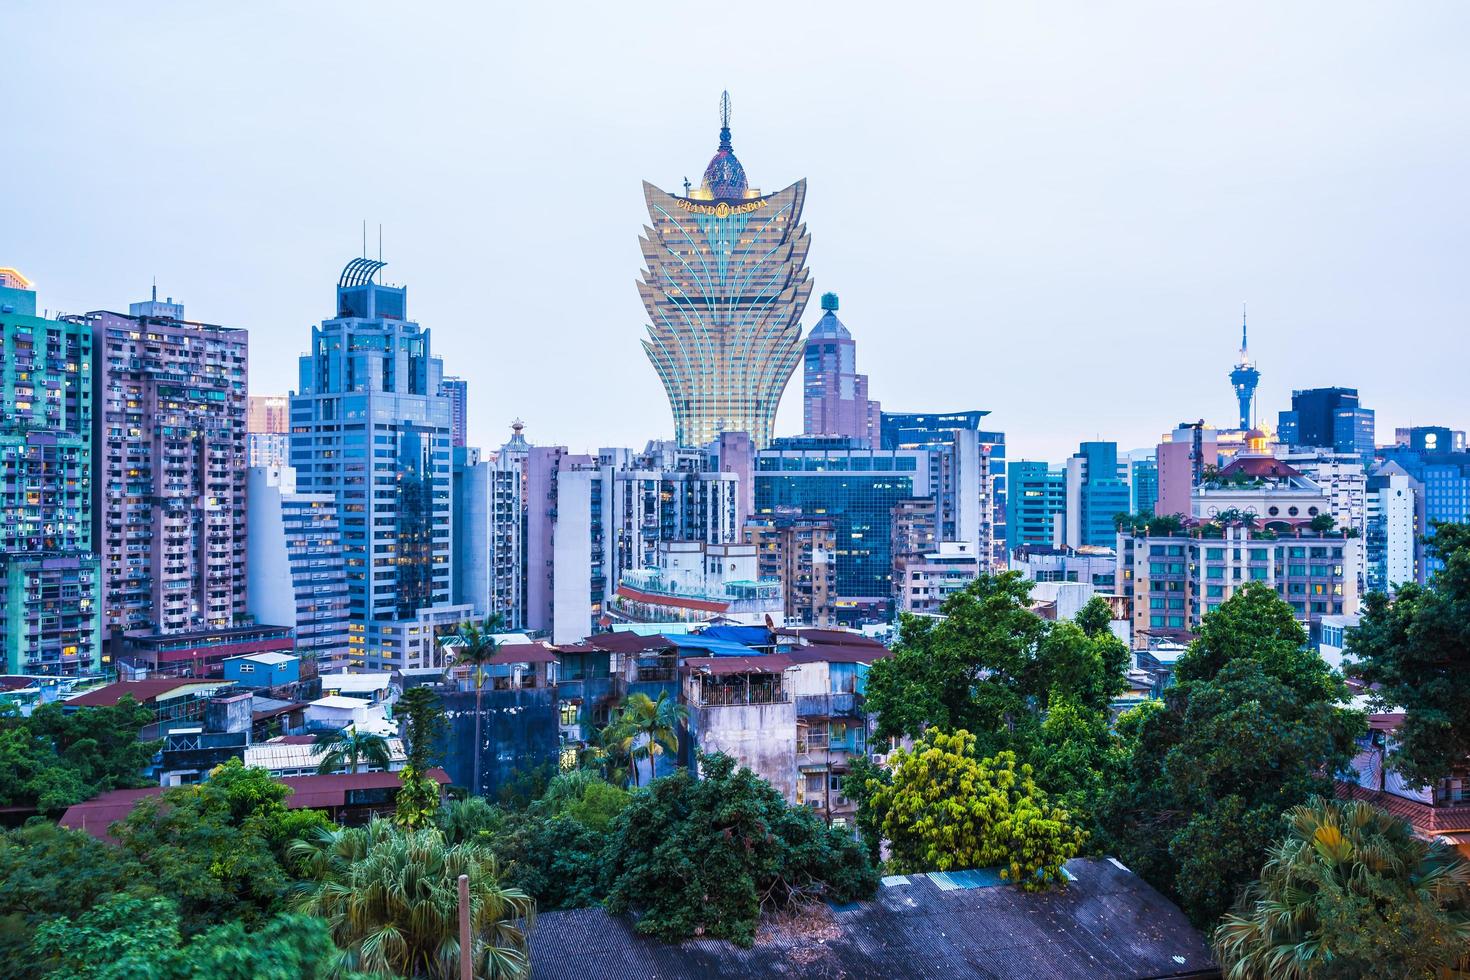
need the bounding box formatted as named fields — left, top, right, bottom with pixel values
left=458, top=873, right=472, bottom=980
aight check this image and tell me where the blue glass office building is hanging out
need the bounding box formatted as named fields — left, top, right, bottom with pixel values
left=753, top=438, right=931, bottom=623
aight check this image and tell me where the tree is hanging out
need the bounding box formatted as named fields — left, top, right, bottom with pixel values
left=864, top=730, right=1084, bottom=888
left=865, top=573, right=1048, bottom=752
left=29, top=894, right=349, bottom=980
left=290, top=819, right=534, bottom=979
left=393, top=765, right=442, bottom=830
left=397, top=685, right=446, bottom=772
left=601, top=752, right=875, bottom=946
left=1175, top=580, right=1340, bottom=704
left=1308, top=512, right=1337, bottom=532
left=1103, top=584, right=1363, bottom=927
left=840, top=754, right=891, bottom=864
left=312, top=723, right=391, bottom=775
left=445, top=614, right=505, bottom=796
left=1214, top=797, right=1470, bottom=979
left=0, top=821, right=146, bottom=974
left=0, top=697, right=160, bottom=813
left=1075, top=595, right=1113, bottom=639
left=615, top=690, right=687, bottom=787
left=1350, top=522, right=1470, bottom=787
left=113, top=759, right=329, bottom=933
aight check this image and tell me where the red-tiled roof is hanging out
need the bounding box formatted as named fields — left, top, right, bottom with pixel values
left=1336, top=781, right=1470, bottom=835
left=1368, top=712, right=1406, bottom=732
left=682, top=655, right=792, bottom=675
left=252, top=702, right=305, bottom=721
left=279, top=767, right=450, bottom=808
left=487, top=643, right=558, bottom=665
left=779, top=628, right=885, bottom=648
left=65, top=679, right=218, bottom=708
left=550, top=642, right=599, bottom=654
left=59, top=768, right=453, bottom=841
left=785, top=644, right=893, bottom=665
left=587, top=632, right=676, bottom=654
left=58, top=787, right=163, bottom=839
left=1218, top=455, right=1303, bottom=479
left=0, top=675, right=40, bottom=691
left=616, top=584, right=729, bottom=613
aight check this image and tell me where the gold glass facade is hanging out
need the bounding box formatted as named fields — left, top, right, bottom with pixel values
left=638, top=140, right=812, bottom=449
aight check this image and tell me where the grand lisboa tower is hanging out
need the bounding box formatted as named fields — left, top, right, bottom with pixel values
left=638, top=92, right=813, bottom=449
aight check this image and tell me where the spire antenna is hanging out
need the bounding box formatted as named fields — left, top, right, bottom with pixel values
left=720, top=90, right=731, bottom=130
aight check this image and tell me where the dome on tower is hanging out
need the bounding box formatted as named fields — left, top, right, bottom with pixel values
left=808, top=292, right=851, bottom=340
left=699, top=91, right=749, bottom=200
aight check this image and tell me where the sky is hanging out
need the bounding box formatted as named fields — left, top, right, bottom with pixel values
left=5, top=1, right=1469, bottom=463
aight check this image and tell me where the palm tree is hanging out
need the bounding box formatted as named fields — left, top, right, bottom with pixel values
left=313, top=723, right=392, bottom=774
left=1213, top=795, right=1470, bottom=979
left=290, top=819, right=534, bottom=979
left=443, top=614, right=504, bottom=797
left=580, top=716, right=634, bottom=788
left=616, top=691, right=688, bottom=788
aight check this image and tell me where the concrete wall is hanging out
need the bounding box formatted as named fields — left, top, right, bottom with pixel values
left=246, top=467, right=298, bottom=630
left=692, top=700, right=798, bottom=803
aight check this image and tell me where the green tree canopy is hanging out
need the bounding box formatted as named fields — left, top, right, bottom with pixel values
left=1104, top=584, right=1363, bottom=927
left=601, top=752, right=875, bottom=946
left=290, top=819, right=534, bottom=979
left=30, top=894, right=350, bottom=980
left=1350, top=522, right=1470, bottom=787
left=113, top=759, right=329, bottom=933
left=865, top=729, right=1085, bottom=888
left=1214, top=796, right=1470, bottom=979
left=396, top=685, right=446, bottom=772
left=0, top=698, right=159, bottom=814
left=312, top=724, right=392, bottom=775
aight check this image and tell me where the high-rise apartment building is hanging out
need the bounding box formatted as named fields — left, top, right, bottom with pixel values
left=1065, top=442, right=1130, bottom=549
left=639, top=93, right=812, bottom=448
left=1278, top=448, right=1367, bottom=535
left=1365, top=464, right=1418, bottom=595
left=803, top=293, right=880, bottom=445
left=880, top=411, right=1006, bottom=569
left=1156, top=422, right=1217, bottom=519
left=440, top=377, right=468, bottom=448
left=245, top=466, right=350, bottom=673
left=291, top=259, right=471, bottom=670
left=521, top=441, right=740, bottom=643
left=745, top=510, right=835, bottom=627
left=0, top=270, right=102, bottom=675
left=1118, top=524, right=1361, bottom=644
left=1007, top=461, right=1066, bottom=550
left=1377, top=442, right=1470, bottom=582
left=84, top=291, right=248, bottom=652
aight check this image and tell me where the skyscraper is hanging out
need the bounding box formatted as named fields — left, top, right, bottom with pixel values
left=1278, top=387, right=1374, bottom=457
left=291, top=259, right=471, bottom=670
left=1006, top=461, right=1066, bottom=550
left=86, top=290, right=248, bottom=650
left=803, top=293, right=880, bottom=444
left=245, top=465, right=350, bottom=673
left=0, top=270, right=102, bottom=675
left=1064, top=441, right=1130, bottom=549
left=639, top=92, right=812, bottom=448
left=440, top=376, right=468, bottom=448
left=1229, top=311, right=1260, bottom=429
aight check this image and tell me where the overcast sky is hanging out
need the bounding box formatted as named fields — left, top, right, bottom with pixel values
left=6, top=1, right=1468, bottom=462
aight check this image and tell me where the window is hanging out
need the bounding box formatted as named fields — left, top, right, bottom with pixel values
left=239, top=663, right=254, bottom=674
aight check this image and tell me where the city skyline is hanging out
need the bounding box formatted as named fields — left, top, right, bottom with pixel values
left=5, top=2, right=1469, bottom=462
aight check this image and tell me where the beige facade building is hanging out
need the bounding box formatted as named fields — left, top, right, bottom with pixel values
left=639, top=93, right=813, bottom=449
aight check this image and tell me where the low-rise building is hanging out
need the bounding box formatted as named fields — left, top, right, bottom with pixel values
left=895, top=541, right=980, bottom=615
left=119, top=625, right=295, bottom=679
left=222, top=651, right=300, bottom=688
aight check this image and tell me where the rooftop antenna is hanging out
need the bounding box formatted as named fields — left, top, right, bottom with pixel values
left=718, top=90, right=733, bottom=151
left=151, top=276, right=157, bottom=303
left=378, top=223, right=383, bottom=263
